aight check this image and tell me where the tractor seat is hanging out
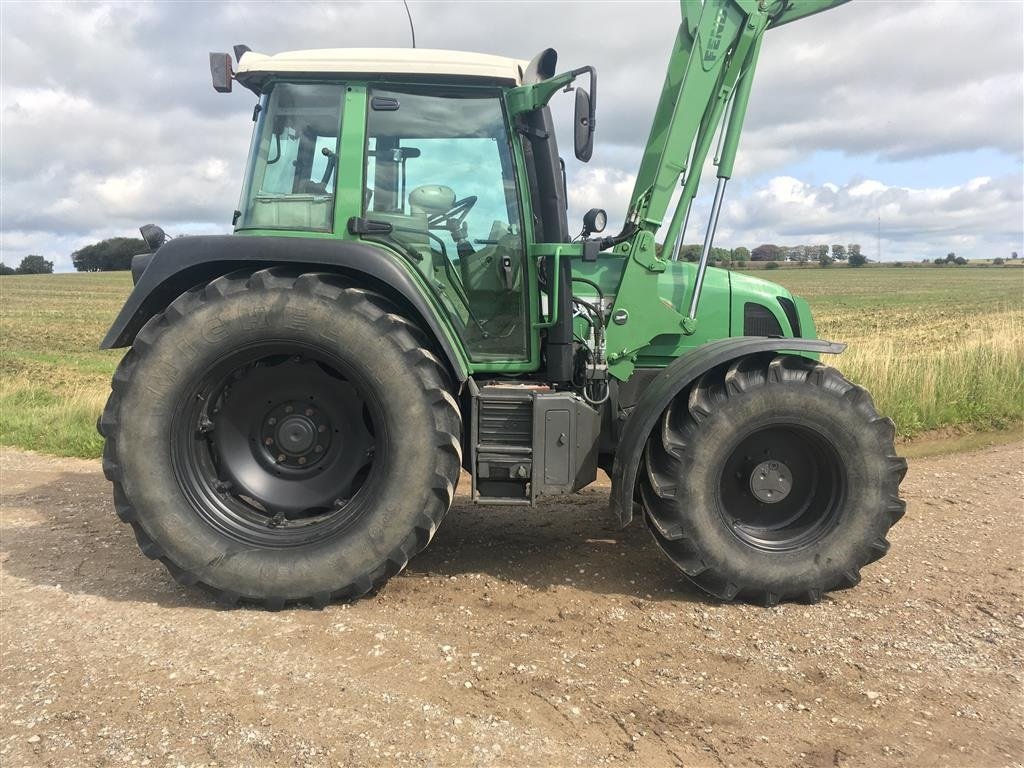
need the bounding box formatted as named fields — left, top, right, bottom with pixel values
left=409, top=185, right=456, bottom=216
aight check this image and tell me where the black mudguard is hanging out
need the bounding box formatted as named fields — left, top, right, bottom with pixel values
left=100, top=234, right=468, bottom=381
left=610, top=337, right=846, bottom=527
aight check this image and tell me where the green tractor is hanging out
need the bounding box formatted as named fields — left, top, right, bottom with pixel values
left=99, top=0, right=905, bottom=609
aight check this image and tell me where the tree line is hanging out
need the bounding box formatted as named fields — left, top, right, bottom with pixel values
left=655, top=243, right=867, bottom=267
left=1, top=237, right=147, bottom=275
left=0, top=255, right=54, bottom=275
left=749, top=243, right=866, bottom=266
left=2, top=237, right=1017, bottom=276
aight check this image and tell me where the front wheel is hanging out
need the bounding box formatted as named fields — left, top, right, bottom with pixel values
left=640, top=354, right=906, bottom=605
left=99, top=268, right=462, bottom=608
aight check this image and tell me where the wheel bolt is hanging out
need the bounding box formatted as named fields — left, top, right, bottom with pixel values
left=318, top=425, right=326, bottom=433
left=315, top=445, right=323, bottom=453
left=284, top=406, right=293, bottom=414
left=305, top=408, right=314, bottom=417
left=276, top=453, right=286, bottom=462
left=268, top=417, right=277, bottom=426
left=298, top=457, right=307, bottom=465
left=264, top=437, right=274, bottom=446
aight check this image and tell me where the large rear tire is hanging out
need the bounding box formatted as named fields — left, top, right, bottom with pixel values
left=641, top=353, right=906, bottom=605
left=99, top=268, right=462, bottom=609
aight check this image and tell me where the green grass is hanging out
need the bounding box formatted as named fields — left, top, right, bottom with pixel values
left=1, top=272, right=130, bottom=458
left=0, top=268, right=1021, bottom=458
left=766, top=268, right=1024, bottom=437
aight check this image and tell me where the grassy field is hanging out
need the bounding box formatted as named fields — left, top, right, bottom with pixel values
left=1, top=267, right=1022, bottom=458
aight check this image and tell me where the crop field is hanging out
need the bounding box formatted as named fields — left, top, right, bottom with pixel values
left=0, top=267, right=1021, bottom=458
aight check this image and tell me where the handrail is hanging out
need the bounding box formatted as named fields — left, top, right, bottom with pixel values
left=534, top=246, right=563, bottom=329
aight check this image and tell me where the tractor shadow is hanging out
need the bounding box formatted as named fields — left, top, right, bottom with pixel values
left=0, top=466, right=706, bottom=609
left=408, top=479, right=704, bottom=603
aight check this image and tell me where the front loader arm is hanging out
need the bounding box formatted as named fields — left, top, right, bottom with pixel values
left=629, top=0, right=849, bottom=233
left=603, top=0, right=849, bottom=379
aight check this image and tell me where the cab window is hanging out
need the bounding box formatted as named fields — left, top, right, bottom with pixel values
left=237, top=83, right=344, bottom=232
left=363, top=87, right=529, bottom=361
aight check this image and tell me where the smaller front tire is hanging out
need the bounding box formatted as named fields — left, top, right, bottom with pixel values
left=640, top=353, right=906, bottom=605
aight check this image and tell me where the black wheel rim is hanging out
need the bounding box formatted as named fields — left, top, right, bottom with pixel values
left=170, top=342, right=383, bottom=548
left=717, top=424, right=846, bottom=552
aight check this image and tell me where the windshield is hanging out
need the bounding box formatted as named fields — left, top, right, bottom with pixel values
left=237, top=82, right=345, bottom=231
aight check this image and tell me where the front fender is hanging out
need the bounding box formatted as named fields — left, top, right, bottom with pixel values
left=100, top=235, right=469, bottom=381
left=609, top=337, right=846, bottom=527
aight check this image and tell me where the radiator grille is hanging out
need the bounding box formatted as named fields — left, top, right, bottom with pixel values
left=479, top=397, right=532, bottom=448
left=744, top=302, right=784, bottom=337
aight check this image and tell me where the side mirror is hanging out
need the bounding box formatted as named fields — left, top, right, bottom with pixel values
left=209, top=52, right=233, bottom=93
left=574, top=87, right=594, bottom=162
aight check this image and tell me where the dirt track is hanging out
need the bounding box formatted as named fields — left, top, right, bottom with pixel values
left=1, top=442, right=1022, bottom=767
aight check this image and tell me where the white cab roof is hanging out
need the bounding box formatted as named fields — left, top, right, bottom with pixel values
left=235, top=48, right=528, bottom=86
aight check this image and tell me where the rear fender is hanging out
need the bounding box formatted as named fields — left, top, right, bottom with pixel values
left=609, top=337, right=845, bottom=527
left=100, top=235, right=469, bottom=381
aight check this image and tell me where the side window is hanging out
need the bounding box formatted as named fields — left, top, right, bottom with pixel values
left=237, top=83, right=344, bottom=232
left=363, top=88, right=529, bottom=361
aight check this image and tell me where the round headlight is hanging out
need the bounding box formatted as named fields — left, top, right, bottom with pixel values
left=583, top=208, right=607, bottom=236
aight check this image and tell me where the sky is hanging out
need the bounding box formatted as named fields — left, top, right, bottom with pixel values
left=1, top=0, right=1022, bottom=271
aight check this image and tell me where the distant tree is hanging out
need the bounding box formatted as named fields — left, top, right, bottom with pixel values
left=954, top=256, right=968, bottom=266
left=710, top=246, right=731, bottom=264
left=848, top=244, right=862, bottom=262
left=818, top=244, right=833, bottom=267
left=0, top=262, right=15, bottom=276
left=731, top=246, right=750, bottom=263
left=933, top=257, right=947, bottom=266
left=1012, top=251, right=1019, bottom=259
left=764, top=261, right=781, bottom=270
left=944, top=252, right=956, bottom=264
left=751, top=244, right=781, bottom=262
left=679, top=244, right=701, bottom=262
left=15, top=255, right=53, bottom=274
left=848, top=250, right=868, bottom=267
left=72, top=237, right=149, bottom=272
left=831, top=244, right=846, bottom=261
left=891, top=261, right=904, bottom=267
left=993, top=257, right=1005, bottom=266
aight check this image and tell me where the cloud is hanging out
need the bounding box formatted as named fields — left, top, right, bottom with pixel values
left=713, top=173, right=1023, bottom=261
left=0, top=0, right=1021, bottom=269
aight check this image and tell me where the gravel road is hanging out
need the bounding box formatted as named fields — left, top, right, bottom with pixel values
left=1, top=442, right=1022, bottom=767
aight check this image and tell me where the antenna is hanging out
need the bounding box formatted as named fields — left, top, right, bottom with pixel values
left=402, top=0, right=416, bottom=48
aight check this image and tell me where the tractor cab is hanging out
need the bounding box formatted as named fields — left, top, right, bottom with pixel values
left=224, top=47, right=585, bottom=366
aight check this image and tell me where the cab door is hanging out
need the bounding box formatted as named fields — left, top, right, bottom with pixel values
left=358, top=84, right=535, bottom=368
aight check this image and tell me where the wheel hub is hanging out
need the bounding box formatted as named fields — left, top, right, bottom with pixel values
left=749, top=459, right=792, bottom=504
left=260, top=401, right=332, bottom=467
left=197, top=355, right=377, bottom=528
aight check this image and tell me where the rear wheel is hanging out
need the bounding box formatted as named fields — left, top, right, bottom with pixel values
left=641, top=353, right=906, bottom=605
left=99, top=268, right=462, bottom=608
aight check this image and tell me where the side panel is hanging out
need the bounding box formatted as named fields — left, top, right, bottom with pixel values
left=609, top=337, right=846, bottom=527
left=100, top=235, right=471, bottom=381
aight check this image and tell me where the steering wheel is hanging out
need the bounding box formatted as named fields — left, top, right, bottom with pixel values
left=427, top=196, right=477, bottom=232
left=427, top=196, right=478, bottom=259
